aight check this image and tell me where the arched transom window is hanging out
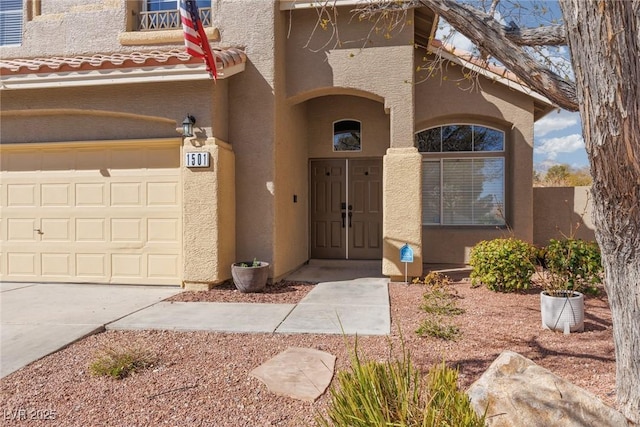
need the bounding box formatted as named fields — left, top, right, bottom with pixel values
left=333, top=120, right=361, bottom=152
left=415, top=124, right=506, bottom=226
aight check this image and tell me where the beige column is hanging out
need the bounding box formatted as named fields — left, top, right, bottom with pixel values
left=182, top=137, right=236, bottom=290
left=382, top=147, right=423, bottom=280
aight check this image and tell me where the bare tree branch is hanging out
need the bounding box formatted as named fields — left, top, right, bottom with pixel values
left=504, top=23, right=567, bottom=46
left=419, top=0, right=578, bottom=111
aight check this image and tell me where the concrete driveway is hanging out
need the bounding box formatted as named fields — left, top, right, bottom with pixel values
left=0, top=282, right=181, bottom=378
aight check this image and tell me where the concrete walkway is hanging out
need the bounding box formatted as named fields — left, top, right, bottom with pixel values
left=109, top=278, right=390, bottom=335
left=1, top=272, right=390, bottom=378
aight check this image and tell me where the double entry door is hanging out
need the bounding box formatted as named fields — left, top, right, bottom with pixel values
left=310, top=159, right=382, bottom=259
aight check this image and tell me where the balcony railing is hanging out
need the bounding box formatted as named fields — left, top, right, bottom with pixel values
left=138, top=7, right=211, bottom=31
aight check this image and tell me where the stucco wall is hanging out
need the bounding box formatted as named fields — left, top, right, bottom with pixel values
left=414, top=50, right=536, bottom=263
left=285, top=7, right=415, bottom=149
left=306, top=95, right=389, bottom=158
left=533, top=186, right=595, bottom=246
left=0, top=81, right=214, bottom=143
left=1, top=0, right=128, bottom=58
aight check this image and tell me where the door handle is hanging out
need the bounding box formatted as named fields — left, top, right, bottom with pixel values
left=348, top=212, right=352, bottom=228
left=34, top=228, right=43, bottom=235
left=341, top=212, right=346, bottom=228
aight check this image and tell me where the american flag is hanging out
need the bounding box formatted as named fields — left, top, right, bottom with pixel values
left=180, top=0, right=217, bottom=79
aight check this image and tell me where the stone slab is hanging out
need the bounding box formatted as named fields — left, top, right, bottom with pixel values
left=250, top=347, right=336, bottom=402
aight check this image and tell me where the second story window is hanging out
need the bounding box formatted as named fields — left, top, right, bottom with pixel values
left=333, top=120, right=362, bottom=152
left=0, top=0, right=23, bottom=46
left=139, top=0, right=211, bottom=31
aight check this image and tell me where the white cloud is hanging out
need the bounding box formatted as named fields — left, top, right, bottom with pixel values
left=535, top=113, right=579, bottom=137
left=535, top=133, right=585, bottom=160
left=435, top=21, right=476, bottom=53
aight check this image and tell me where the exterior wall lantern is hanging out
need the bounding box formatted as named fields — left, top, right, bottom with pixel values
left=182, top=114, right=196, bottom=137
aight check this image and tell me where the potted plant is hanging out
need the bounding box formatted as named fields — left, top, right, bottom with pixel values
left=537, top=239, right=603, bottom=333
left=231, top=258, right=269, bottom=293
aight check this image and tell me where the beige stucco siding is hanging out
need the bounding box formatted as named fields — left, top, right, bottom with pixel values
left=306, top=95, right=389, bottom=158
left=0, top=81, right=215, bottom=143
left=222, top=1, right=277, bottom=266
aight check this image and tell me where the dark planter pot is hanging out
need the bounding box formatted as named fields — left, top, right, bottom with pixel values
left=540, top=290, right=585, bottom=333
left=231, top=262, right=269, bottom=293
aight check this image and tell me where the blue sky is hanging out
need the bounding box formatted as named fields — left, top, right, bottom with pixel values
left=533, top=110, right=588, bottom=172
left=435, top=1, right=589, bottom=173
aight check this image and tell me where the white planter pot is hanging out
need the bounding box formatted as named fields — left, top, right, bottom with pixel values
left=540, top=290, right=585, bottom=333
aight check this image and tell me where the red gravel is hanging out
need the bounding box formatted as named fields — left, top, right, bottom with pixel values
left=0, top=276, right=616, bottom=426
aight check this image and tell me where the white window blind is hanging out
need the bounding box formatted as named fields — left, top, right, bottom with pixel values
left=0, top=0, right=22, bottom=46
left=422, top=158, right=505, bottom=226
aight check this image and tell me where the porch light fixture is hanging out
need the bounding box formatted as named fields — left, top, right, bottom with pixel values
left=182, top=114, right=196, bottom=137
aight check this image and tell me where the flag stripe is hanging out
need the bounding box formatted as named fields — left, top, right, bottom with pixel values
left=180, top=0, right=217, bottom=79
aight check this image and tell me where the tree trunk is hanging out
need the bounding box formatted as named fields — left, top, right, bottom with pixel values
left=559, top=0, right=640, bottom=422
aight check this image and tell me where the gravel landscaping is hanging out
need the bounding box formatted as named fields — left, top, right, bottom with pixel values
left=0, top=274, right=616, bottom=426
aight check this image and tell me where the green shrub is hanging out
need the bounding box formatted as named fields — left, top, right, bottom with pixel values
left=416, top=318, right=461, bottom=341
left=89, top=345, right=156, bottom=379
left=544, top=238, right=602, bottom=294
left=470, top=238, right=537, bottom=292
left=316, top=344, right=484, bottom=427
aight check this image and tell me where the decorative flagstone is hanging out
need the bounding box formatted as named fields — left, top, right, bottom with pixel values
left=250, top=347, right=336, bottom=402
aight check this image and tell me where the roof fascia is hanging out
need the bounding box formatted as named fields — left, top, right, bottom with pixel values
left=279, top=0, right=407, bottom=10
left=0, top=62, right=244, bottom=90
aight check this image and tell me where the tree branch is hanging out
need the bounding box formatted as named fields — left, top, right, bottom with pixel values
left=505, top=23, right=567, bottom=46
left=420, top=0, right=578, bottom=111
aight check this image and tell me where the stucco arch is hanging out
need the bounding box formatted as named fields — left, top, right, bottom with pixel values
left=287, top=87, right=386, bottom=110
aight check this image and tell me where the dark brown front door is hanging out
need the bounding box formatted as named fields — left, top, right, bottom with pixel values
left=310, top=159, right=382, bottom=259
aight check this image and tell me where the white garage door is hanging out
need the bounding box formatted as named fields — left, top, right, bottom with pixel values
left=0, top=140, right=182, bottom=285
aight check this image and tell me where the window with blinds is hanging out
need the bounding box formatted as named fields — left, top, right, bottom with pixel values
left=0, top=0, right=23, bottom=46
left=417, top=124, right=506, bottom=226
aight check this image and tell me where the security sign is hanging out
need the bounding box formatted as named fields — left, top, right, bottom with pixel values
left=400, top=244, right=414, bottom=263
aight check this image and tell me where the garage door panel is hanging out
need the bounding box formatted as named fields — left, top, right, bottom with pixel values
left=148, top=254, right=179, bottom=278
left=41, top=183, right=71, bottom=206
left=7, top=218, right=38, bottom=241
left=111, top=183, right=142, bottom=206
left=76, top=253, right=107, bottom=277
left=40, top=218, right=71, bottom=241
left=6, top=253, right=37, bottom=275
left=111, top=218, right=143, bottom=242
left=147, top=182, right=179, bottom=206
left=7, top=184, right=37, bottom=206
left=148, top=218, right=179, bottom=242
left=112, top=254, right=143, bottom=278
left=1, top=141, right=182, bottom=285
left=76, top=218, right=106, bottom=241
left=41, top=253, right=71, bottom=276
left=76, top=183, right=107, bottom=206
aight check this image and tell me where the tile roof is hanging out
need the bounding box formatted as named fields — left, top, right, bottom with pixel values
left=0, top=48, right=246, bottom=75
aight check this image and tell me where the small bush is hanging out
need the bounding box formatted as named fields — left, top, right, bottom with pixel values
left=316, top=343, right=483, bottom=427
left=421, top=288, right=465, bottom=316
left=416, top=318, right=461, bottom=341
left=544, top=238, right=602, bottom=294
left=470, top=238, right=537, bottom=292
left=89, top=345, right=156, bottom=379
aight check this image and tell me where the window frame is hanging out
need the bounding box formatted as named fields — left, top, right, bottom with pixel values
left=417, top=123, right=507, bottom=226
left=332, top=119, right=362, bottom=152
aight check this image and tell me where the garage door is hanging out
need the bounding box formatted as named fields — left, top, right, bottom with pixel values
left=0, top=140, right=182, bottom=285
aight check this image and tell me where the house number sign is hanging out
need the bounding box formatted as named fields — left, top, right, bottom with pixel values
left=185, top=152, right=210, bottom=168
